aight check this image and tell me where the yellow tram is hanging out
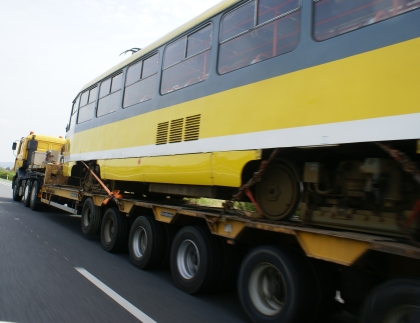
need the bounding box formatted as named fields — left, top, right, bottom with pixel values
left=64, top=0, right=420, bottom=226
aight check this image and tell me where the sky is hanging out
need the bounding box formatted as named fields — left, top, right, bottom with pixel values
left=0, top=0, right=222, bottom=163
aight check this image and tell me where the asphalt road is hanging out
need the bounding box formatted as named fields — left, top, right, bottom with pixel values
left=0, top=179, right=357, bottom=323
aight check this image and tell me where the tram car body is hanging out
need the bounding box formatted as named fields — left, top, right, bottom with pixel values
left=64, top=0, right=420, bottom=234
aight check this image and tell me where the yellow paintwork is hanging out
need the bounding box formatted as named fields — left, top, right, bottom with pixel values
left=68, top=37, right=420, bottom=187
left=296, top=231, right=370, bottom=266
left=71, top=37, right=420, bottom=152
left=96, top=150, right=259, bottom=186
left=154, top=206, right=179, bottom=223
left=215, top=219, right=246, bottom=238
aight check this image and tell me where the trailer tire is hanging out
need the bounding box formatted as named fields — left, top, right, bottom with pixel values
left=101, top=207, right=129, bottom=253
left=81, top=198, right=102, bottom=235
left=29, top=181, right=42, bottom=211
left=12, top=179, right=22, bottom=202
left=360, top=278, right=420, bottom=323
left=129, top=216, right=165, bottom=269
left=238, top=246, right=316, bottom=323
left=170, top=226, right=221, bottom=294
left=23, top=180, right=32, bottom=207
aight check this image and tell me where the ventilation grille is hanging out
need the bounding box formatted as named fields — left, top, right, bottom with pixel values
left=156, top=122, right=169, bottom=145
left=169, top=118, right=184, bottom=143
left=184, top=115, right=201, bottom=141
left=156, top=114, right=201, bottom=145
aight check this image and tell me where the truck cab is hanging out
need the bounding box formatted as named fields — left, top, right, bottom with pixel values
left=12, top=132, right=66, bottom=204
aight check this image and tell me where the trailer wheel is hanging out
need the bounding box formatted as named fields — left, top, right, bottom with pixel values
left=23, top=180, right=32, bottom=207
left=81, top=198, right=102, bottom=235
left=129, top=216, right=165, bottom=269
left=29, top=181, right=42, bottom=211
left=12, top=179, right=22, bottom=202
left=238, top=246, right=316, bottom=323
left=101, top=207, right=129, bottom=253
left=360, top=278, right=420, bottom=323
left=170, top=226, right=221, bottom=294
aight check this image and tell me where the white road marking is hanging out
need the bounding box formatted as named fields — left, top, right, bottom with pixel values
left=0, top=180, right=12, bottom=187
left=75, top=267, right=157, bottom=323
left=63, top=257, right=69, bottom=261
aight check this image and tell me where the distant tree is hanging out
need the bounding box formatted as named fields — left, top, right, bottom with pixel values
left=6, top=167, right=10, bottom=171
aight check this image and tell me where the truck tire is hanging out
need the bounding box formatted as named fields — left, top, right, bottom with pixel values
left=101, top=207, right=129, bottom=253
left=129, top=216, right=165, bottom=269
left=29, top=181, right=42, bottom=211
left=81, top=198, right=102, bottom=235
left=12, top=179, right=22, bottom=201
left=23, top=180, right=32, bottom=207
left=238, top=246, right=316, bottom=323
left=170, top=226, right=222, bottom=294
left=360, top=278, right=420, bottom=323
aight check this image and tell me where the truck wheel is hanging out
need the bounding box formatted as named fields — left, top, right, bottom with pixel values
left=101, top=207, right=129, bottom=253
left=238, top=246, right=316, bottom=323
left=23, top=180, right=32, bottom=207
left=129, top=216, right=164, bottom=269
left=12, top=180, right=22, bottom=201
left=170, top=226, right=221, bottom=294
left=81, top=198, right=102, bottom=235
left=29, top=181, right=42, bottom=211
left=360, top=278, right=420, bottom=323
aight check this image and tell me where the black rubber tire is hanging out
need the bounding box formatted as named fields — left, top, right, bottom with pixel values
left=238, top=246, right=316, bottom=323
left=81, top=198, right=102, bottom=235
left=170, top=226, right=222, bottom=294
left=29, top=180, right=42, bottom=211
left=212, top=237, right=241, bottom=292
left=101, top=207, right=129, bottom=253
left=360, top=278, right=420, bottom=323
left=129, top=216, right=165, bottom=269
left=12, top=179, right=22, bottom=202
left=23, top=180, right=32, bottom=207
left=159, top=223, right=177, bottom=269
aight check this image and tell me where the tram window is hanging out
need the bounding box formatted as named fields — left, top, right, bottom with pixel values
left=163, top=39, right=186, bottom=69
left=313, top=0, right=420, bottom=41
left=88, top=87, right=97, bottom=103
left=218, top=0, right=300, bottom=74
left=123, top=53, right=158, bottom=108
left=69, top=94, right=80, bottom=129
left=187, top=24, right=212, bottom=57
left=97, top=72, right=122, bottom=117
left=111, top=74, right=122, bottom=92
left=80, top=90, right=89, bottom=107
left=220, top=1, right=255, bottom=42
left=258, top=0, right=300, bottom=25
left=161, top=24, right=212, bottom=94
left=99, top=78, right=111, bottom=98
left=142, top=54, right=159, bottom=78
left=71, top=95, right=80, bottom=115
left=126, top=61, right=142, bottom=86
left=77, top=87, right=97, bottom=124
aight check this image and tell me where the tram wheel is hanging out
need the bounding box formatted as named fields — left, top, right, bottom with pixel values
left=170, top=226, right=221, bottom=294
left=238, top=245, right=316, bottom=323
left=101, top=207, right=129, bottom=253
left=129, top=216, right=165, bottom=269
left=360, top=278, right=420, bottom=323
left=81, top=198, right=102, bottom=235
left=23, top=180, right=32, bottom=207
left=255, top=162, right=300, bottom=220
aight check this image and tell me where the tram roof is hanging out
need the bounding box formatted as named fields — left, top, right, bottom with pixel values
left=81, top=0, right=238, bottom=91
